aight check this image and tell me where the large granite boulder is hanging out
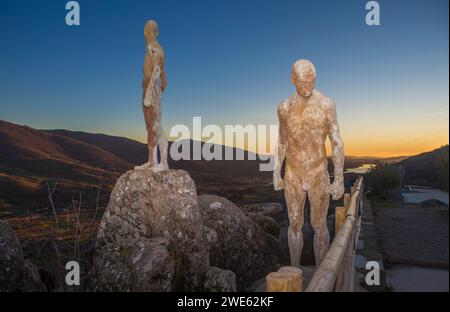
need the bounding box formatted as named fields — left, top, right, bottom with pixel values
left=90, top=236, right=175, bottom=291
left=198, top=195, right=283, bottom=290
left=247, top=213, right=281, bottom=237
left=0, top=220, right=46, bottom=292
left=203, top=266, right=236, bottom=292
left=91, top=169, right=209, bottom=291
left=241, top=202, right=284, bottom=220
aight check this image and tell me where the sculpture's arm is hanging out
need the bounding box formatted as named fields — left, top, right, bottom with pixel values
left=325, top=98, right=345, bottom=199
left=160, top=60, right=167, bottom=92
left=273, top=101, right=288, bottom=190
left=156, top=43, right=167, bottom=92
left=149, top=42, right=167, bottom=92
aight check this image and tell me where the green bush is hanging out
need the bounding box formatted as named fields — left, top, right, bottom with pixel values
left=365, top=162, right=400, bottom=199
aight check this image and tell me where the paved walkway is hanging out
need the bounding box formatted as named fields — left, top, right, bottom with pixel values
left=402, top=187, right=449, bottom=205
left=354, top=199, right=389, bottom=291
left=385, top=264, right=449, bottom=292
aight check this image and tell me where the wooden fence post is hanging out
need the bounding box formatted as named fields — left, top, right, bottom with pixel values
left=278, top=266, right=303, bottom=291
left=343, top=193, right=351, bottom=213
left=335, top=206, right=345, bottom=234
left=266, top=266, right=303, bottom=292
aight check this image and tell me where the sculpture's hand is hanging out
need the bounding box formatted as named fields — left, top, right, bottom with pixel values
left=273, top=171, right=284, bottom=191
left=329, top=176, right=344, bottom=200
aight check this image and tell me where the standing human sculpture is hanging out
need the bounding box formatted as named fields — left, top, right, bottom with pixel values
left=136, top=20, right=169, bottom=171
left=273, top=59, right=345, bottom=267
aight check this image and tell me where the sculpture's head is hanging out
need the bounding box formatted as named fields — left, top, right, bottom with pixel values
left=144, top=20, right=159, bottom=42
left=291, top=59, right=316, bottom=98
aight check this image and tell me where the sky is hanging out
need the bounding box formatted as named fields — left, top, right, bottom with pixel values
left=0, top=0, right=448, bottom=157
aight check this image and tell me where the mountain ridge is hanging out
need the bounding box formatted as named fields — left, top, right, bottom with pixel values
left=2, top=119, right=444, bottom=215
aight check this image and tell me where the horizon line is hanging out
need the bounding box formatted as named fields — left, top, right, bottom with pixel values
left=0, top=119, right=447, bottom=160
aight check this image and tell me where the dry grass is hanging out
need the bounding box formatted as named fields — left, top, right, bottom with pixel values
left=5, top=183, right=105, bottom=291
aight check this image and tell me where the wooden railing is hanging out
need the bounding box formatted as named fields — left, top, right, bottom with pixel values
left=266, top=176, right=365, bottom=292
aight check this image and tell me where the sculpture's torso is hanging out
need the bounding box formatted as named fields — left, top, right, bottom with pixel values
left=143, top=41, right=165, bottom=96
left=142, top=41, right=165, bottom=134
left=283, top=90, right=330, bottom=190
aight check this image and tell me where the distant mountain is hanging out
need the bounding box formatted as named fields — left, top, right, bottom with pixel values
left=0, top=120, right=137, bottom=214
left=380, top=156, right=409, bottom=164
left=0, top=119, right=381, bottom=214
left=47, top=129, right=148, bottom=166
left=46, top=129, right=268, bottom=178
left=0, top=120, right=269, bottom=214
left=398, top=145, right=449, bottom=191
left=45, top=129, right=377, bottom=177
left=0, top=120, right=130, bottom=186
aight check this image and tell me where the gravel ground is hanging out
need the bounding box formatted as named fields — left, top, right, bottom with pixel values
left=372, top=200, right=449, bottom=265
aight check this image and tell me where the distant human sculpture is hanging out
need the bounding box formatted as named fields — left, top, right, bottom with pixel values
left=136, top=20, right=169, bottom=171
left=273, top=59, right=345, bottom=267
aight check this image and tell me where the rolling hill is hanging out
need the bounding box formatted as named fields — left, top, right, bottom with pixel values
left=398, top=145, right=449, bottom=191
left=0, top=119, right=390, bottom=215
left=0, top=120, right=271, bottom=214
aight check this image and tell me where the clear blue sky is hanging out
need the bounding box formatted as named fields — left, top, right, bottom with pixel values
left=0, top=0, right=448, bottom=156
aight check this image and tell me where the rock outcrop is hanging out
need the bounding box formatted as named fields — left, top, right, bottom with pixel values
left=248, top=213, right=281, bottom=237
left=199, top=195, right=283, bottom=290
left=0, top=220, right=46, bottom=292
left=241, top=202, right=284, bottom=220
left=90, top=169, right=287, bottom=291
left=203, top=266, right=236, bottom=292
left=90, top=169, right=209, bottom=291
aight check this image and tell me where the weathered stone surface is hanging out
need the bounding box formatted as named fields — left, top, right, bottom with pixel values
left=91, top=169, right=209, bottom=291
left=0, top=220, right=46, bottom=292
left=90, top=237, right=174, bottom=291
left=241, top=203, right=284, bottom=219
left=203, top=226, right=218, bottom=249
left=246, top=277, right=266, bottom=292
left=203, top=266, right=236, bottom=292
left=198, top=195, right=282, bottom=290
left=248, top=213, right=280, bottom=237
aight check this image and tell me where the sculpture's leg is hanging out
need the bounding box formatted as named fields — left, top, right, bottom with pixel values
left=148, top=127, right=168, bottom=172
left=159, top=129, right=169, bottom=170
left=147, top=130, right=158, bottom=168
left=152, top=139, right=159, bottom=165
left=136, top=104, right=158, bottom=170
left=308, top=175, right=331, bottom=266
left=284, top=177, right=307, bottom=268
left=135, top=132, right=156, bottom=170
left=148, top=130, right=157, bottom=166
